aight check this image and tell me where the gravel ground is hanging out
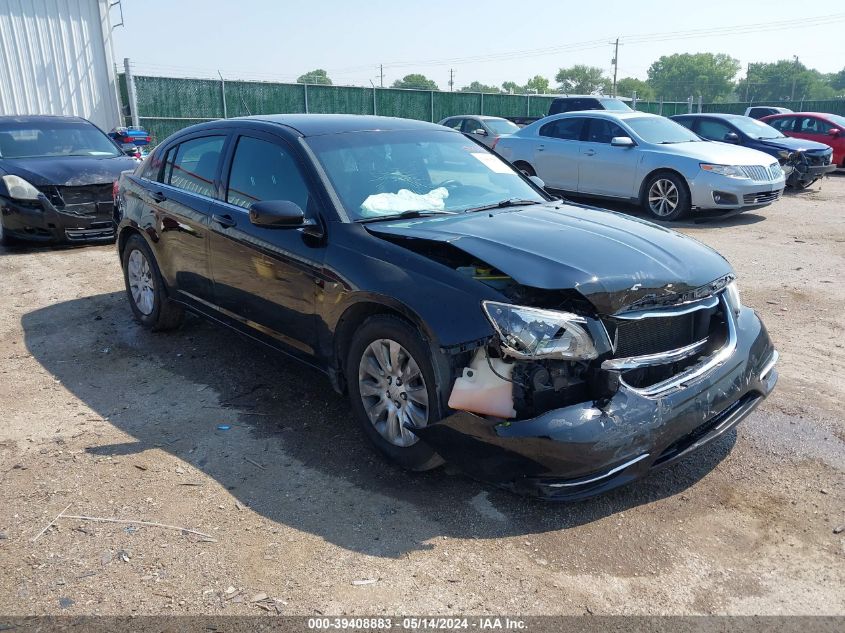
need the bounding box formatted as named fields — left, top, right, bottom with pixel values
left=0, top=175, right=843, bottom=616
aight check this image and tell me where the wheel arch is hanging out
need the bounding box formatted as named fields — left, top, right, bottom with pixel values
left=330, top=297, right=439, bottom=395
left=638, top=167, right=691, bottom=203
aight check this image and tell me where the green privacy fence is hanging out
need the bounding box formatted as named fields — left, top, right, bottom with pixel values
left=120, top=74, right=557, bottom=143
left=119, top=74, right=845, bottom=144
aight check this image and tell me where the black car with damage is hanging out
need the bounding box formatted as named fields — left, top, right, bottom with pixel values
left=114, top=114, right=779, bottom=499
left=0, top=115, right=138, bottom=245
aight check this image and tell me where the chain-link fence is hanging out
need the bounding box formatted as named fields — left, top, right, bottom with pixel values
left=118, top=73, right=845, bottom=145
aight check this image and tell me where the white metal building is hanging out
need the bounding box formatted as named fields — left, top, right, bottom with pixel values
left=0, top=0, right=121, bottom=131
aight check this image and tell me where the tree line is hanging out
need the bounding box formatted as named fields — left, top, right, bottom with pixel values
left=297, top=54, right=845, bottom=102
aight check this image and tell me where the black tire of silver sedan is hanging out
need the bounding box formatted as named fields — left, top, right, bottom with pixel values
left=121, top=234, right=184, bottom=331
left=346, top=315, right=444, bottom=471
left=642, top=172, right=690, bottom=221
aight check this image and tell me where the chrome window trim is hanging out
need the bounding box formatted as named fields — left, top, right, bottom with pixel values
left=601, top=338, right=709, bottom=371
left=618, top=293, right=738, bottom=398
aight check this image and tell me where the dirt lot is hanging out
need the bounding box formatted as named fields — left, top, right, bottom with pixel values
left=0, top=175, right=843, bottom=616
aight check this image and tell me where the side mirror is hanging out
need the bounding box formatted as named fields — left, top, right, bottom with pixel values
left=610, top=136, right=635, bottom=147
left=528, top=175, right=546, bottom=189
left=473, top=129, right=488, bottom=136
left=249, top=200, right=305, bottom=228
left=723, top=132, right=740, bottom=143
left=829, top=128, right=841, bottom=137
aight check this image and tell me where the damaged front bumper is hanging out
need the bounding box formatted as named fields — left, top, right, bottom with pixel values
left=0, top=194, right=116, bottom=244
left=415, top=305, right=778, bottom=500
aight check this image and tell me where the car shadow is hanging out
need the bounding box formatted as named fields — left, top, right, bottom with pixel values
left=21, top=291, right=738, bottom=558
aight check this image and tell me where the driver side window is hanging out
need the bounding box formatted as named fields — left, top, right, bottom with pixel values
left=697, top=119, right=734, bottom=141
left=226, top=136, right=312, bottom=211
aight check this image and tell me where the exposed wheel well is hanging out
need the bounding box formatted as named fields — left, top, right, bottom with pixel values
left=513, top=160, right=535, bottom=176
left=331, top=302, right=422, bottom=394
left=639, top=168, right=690, bottom=203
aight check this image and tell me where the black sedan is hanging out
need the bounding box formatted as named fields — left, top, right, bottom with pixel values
left=0, top=115, right=138, bottom=245
left=115, top=114, right=779, bottom=499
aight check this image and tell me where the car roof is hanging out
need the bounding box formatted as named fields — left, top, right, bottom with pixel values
left=542, top=110, right=653, bottom=122
left=551, top=95, right=631, bottom=101
left=233, top=114, right=449, bottom=137
left=671, top=113, right=749, bottom=120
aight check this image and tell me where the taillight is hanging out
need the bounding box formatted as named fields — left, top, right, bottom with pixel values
left=491, top=136, right=500, bottom=150
left=112, top=180, right=120, bottom=202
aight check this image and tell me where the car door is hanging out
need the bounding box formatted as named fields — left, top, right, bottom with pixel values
left=792, top=115, right=833, bottom=144
left=532, top=117, right=585, bottom=190
left=577, top=118, right=640, bottom=197
left=146, top=133, right=228, bottom=306
left=207, top=131, right=326, bottom=356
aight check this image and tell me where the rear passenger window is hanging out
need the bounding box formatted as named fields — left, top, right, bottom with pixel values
left=768, top=118, right=793, bottom=133
left=226, top=136, right=311, bottom=211
left=539, top=118, right=583, bottom=140
left=166, top=136, right=225, bottom=197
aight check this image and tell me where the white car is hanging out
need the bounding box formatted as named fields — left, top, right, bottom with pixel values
left=494, top=111, right=786, bottom=221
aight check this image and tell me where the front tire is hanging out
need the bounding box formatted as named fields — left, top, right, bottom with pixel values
left=346, top=315, right=444, bottom=471
left=121, top=234, right=184, bottom=331
left=642, top=172, right=690, bottom=221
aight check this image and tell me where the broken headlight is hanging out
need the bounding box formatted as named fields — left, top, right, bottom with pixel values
left=482, top=301, right=598, bottom=360
left=1, top=175, right=41, bottom=201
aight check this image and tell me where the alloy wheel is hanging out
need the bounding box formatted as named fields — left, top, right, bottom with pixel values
left=127, top=249, right=155, bottom=315
left=357, top=338, right=429, bottom=447
left=648, top=178, right=680, bottom=217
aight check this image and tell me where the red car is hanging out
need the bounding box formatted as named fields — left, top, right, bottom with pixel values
left=762, top=112, right=845, bottom=168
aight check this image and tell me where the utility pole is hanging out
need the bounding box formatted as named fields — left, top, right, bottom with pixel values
left=611, top=37, right=620, bottom=97
left=790, top=55, right=799, bottom=102
left=449, top=68, right=455, bottom=92
left=379, top=64, right=384, bottom=88
left=744, top=63, right=751, bottom=102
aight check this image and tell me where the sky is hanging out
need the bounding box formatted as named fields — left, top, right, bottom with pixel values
left=111, top=0, right=845, bottom=90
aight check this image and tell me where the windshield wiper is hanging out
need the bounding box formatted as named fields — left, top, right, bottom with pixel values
left=356, top=209, right=455, bottom=224
left=463, top=198, right=543, bottom=213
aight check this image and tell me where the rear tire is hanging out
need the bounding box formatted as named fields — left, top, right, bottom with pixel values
left=346, top=315, right=444, bottom=471
left=642, top=172, right=690, bottom=221
left=121, top=234, right=184, bottom=331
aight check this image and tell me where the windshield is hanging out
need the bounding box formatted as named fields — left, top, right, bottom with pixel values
left=484, top=119, right=520, bottom=135
left=306, top=130, right=546, bottom=221
left=732, top=117, right=785, bottom=140
left=626, top=116, right=702, bottom=144
left=0, top=120, right=120, bottom=159
left=599, top=98, right=633, bottom=112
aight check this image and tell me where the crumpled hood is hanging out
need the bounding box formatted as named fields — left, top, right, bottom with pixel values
left=661, top=141, right=779, bottom=165
left=366, top=202, right=733, bottom=314
left=757, top=136, right=832, bottom=153
left=0, top=155, right=138, bottom=187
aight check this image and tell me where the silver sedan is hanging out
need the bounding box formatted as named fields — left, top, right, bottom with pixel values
left=494, top=111, right=786, bottom=221
left=438, top=115, right=520, bottom=149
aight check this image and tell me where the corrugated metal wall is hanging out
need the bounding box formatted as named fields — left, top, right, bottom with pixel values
left=0, top=0, right=120, bottom=131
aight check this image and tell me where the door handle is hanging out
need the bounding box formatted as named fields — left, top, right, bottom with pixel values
left=584, top=149, right=597, bottom=156
left=151, top=191, right=167, bottom=203
left=212, top=213, right=236, bottom=228
left=537, top=144, right=545, bottom=151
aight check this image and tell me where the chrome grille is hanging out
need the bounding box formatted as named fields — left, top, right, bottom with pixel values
left=740, top=164, right=780, bottom=181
